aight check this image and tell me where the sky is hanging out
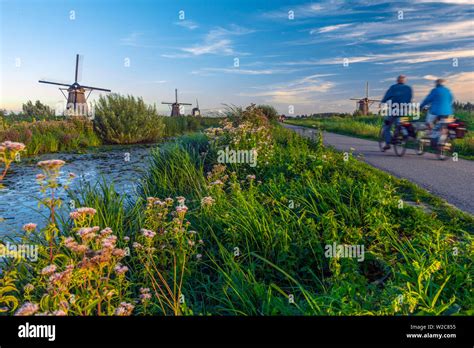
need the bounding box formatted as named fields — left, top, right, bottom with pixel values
left=0, top=0, right=473, bottom=115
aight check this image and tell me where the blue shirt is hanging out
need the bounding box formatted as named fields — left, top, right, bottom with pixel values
left=381, top=83, right=413, bottom=104
left=420, top=85, right=454, bottom=116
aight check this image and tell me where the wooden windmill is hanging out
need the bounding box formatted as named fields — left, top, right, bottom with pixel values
left=192, top=99, right=201, bottom=117
left=350, top=82, right=380, bottom=115
left=162, top=89, right=192, bottom=116
left=39, top=54, right=111, bottom=117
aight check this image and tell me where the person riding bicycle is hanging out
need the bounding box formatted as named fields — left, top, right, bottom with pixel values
left=420, top=78, right=454, bottom=130
left=381, top=75, right=413, bottom=150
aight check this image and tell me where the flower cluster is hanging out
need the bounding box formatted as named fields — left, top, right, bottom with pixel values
left=0, top=141, right=26, bottom=153
left=13, top=216, right=131, bottom=316
left=0, top=141, right=26, bottom=182
left=70, top=207, right=97, bottom=227
left=114, top=302, right=135, bottom=316
left=22, top=223, right=37, bottom=233
left=15, top=302, right=39, bottom=316
left=204, top=113, right=274, bottom=170
left=201, top=196, right=215, bottom=207
left=37, top=159, right=65, bottom=171
left=139, top=287, right=152, bottom=303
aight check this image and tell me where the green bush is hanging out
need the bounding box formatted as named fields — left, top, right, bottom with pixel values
left=93, top=94, right=164, bottom=144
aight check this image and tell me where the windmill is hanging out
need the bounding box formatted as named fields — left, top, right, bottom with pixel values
left=39, top=54, right=111, bottom=117
left=350, top=82, right=380, bottom=115
left=192, top=99, right=201, bottom=117
left=161, top=89, right=192, bottom=116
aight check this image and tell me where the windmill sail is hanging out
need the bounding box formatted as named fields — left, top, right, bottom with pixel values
left=38, top=54, right=111, bottom=117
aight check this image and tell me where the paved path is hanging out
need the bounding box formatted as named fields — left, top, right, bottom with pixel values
left=284, top=124, right=474, bottom=215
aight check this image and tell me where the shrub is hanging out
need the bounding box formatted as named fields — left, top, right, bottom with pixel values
left=257, top=104, right=279, bottom=121
left=93, top=94, right=164, bottom=144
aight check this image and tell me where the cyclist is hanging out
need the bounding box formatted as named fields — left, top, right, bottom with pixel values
left=381, top=75, right=413, bottom=150
left=420, top=78, right=454, bottom=130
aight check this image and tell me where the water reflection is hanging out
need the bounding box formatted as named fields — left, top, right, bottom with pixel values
left=0, top=144, right=154, bottom=236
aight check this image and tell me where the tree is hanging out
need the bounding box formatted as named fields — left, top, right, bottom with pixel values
left=22, top=100, right=55, bottom=119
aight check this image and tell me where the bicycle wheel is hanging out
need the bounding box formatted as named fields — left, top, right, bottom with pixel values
left=378, top=127, right=386, bottom=152
left=417, top=139, right=425, bottom=155
left=437, top=140, right=452, bottom=160
left=436, top=126, right=452, bottom=160
left=393, top=128, right=407, bottom=157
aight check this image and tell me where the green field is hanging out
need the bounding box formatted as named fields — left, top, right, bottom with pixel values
left=286, top=112, right=474, bottom=159
left=1, top=106, right=472, bottom=316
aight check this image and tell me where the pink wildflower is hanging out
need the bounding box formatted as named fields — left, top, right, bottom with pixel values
left=15, top=302, right=39, bottom=316
left=22, top=223, right=37, bottom=233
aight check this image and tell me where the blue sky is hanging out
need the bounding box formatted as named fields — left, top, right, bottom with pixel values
left=1, top=0, right=473, bottom=115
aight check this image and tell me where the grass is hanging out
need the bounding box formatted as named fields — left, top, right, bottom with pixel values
left=0, top=114, right=222, bottom=157
left=0, top=118, right=101, bottom=156
left=286, top=112, right=474, bottom=159
left=161, top=116, right=222, bottom=138
left=1, top=107, right=471, bottom=316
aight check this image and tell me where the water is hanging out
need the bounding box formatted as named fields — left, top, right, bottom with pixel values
left=0, top=144, right=156, bottom=237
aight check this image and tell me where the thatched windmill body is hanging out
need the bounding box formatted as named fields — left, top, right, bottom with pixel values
left=39, top=54, right=111, bottom=117
left=162, top=89, right=192, bottom=116
left=350, top=82, right=380, bottom=115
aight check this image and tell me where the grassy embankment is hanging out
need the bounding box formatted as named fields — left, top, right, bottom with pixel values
left=1, top=105, right=472, bottom=316
left=0, top=94, right=222, bottom=157
left=285, top=112, right=474, bottom=159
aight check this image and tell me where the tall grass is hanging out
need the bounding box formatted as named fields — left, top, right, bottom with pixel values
left=2, top=110, right=472, bottom=316
left=161, top=116, right=222, bottom=137
left=0, top=111, right=222, bottom=157
left=0, top=118, right=101, bottom=156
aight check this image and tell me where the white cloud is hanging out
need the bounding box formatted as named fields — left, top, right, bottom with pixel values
left=161, top=53, right=192, bottom=59
left=262, top=0, right=359, bottom=20
left=317, top=49, right=474, bottom=65
left=119, top=32, right=159, bottom=48
left=374, top=20, right=474, bottom=45
left=415, top=0, right=474, bottom=4
left=164, top=24, right=254, bottom=57
left=411, top=71, right=473, bottom=102
left=120, top=32, right=145, bottom=47
left=192, top=67, right=293, bottom=75
left=175, top=20, right=199, bottom=30
left=182, top=39, right=234, bottom=56
left=239, top=74, right=334, bottom=105
left=448, top=71, right=474, bottom=101
left=310, top=24, right=352, bottom=34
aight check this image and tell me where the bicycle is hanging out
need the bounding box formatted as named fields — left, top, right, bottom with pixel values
left=378, top=117, right=416, bottom=157
left=416, top=116, right=467, bottom=160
